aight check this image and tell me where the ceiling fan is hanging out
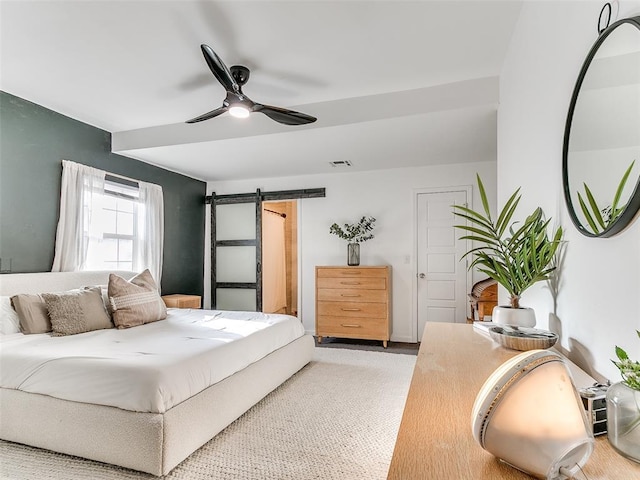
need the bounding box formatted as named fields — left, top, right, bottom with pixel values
left=185, top=44, right=317, bottom=126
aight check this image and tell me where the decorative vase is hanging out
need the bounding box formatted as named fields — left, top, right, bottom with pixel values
left=491, top=306, right=536, bottom=328
left=347, top=243, right=360, bottom=266
left=606, top=382, right=640, bottom=463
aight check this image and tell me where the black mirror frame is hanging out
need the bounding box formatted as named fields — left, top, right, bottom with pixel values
left=562, top=15, right=640, bottom=238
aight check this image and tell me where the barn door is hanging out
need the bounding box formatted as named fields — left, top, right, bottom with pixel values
left=211, top=190, right=262, bottom=311
left=209, top=188, right=325, bottom=312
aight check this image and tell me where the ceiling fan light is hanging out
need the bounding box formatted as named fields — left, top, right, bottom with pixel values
left=229, top=105, right=250, bottom=119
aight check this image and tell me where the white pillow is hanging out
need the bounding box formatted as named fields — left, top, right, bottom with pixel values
left=0, top=296, right=21, bottom=334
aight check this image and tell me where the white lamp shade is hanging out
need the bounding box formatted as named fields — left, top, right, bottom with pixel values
left=472, top=350, right=594, bottom=479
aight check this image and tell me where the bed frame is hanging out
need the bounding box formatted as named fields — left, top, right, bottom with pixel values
left=0, top=271, right=315, bottom=476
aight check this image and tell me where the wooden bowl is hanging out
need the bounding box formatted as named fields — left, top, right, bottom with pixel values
left=489, top=326, right=558, bottom=351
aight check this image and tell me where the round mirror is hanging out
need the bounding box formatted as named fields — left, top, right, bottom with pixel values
left=563, top=16, right=640, bottom=237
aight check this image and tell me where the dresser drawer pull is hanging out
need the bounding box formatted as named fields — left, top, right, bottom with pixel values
left=340, top=271, right=362, bottom=275
left=341, top=308, right=361, bottom=312
left=341, top=294, right=361, bottom=297
left=340, top=324, right=362, bottom=328
left=340, top=281, right=361, bottom=285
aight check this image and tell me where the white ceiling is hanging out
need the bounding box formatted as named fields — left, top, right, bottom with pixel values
left=0, top=1, right=523, bottom=182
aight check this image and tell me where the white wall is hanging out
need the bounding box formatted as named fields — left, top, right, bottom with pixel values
left=206, top=161, right=496, bottom=343
left=498, top=0, right=640, bottom=381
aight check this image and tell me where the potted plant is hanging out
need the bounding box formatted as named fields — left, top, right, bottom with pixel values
left=329, top=216, right=376, bottom=266
left=453, top=175, right=563, bottom=327
left=607, top=332, right=640, bottom=463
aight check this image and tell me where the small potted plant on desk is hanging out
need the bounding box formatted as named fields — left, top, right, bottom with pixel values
left=607, top=332, right=640, bottom=463
left=453, top=175, right=563, bottom=327
left=329, top=216, right=376, bottom=266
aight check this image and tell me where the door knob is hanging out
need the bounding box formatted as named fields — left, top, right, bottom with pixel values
left=419, top=273, right=426, bottom=279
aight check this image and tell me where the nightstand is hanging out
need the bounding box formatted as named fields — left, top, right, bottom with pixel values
left=162, top=294, right=201, bottom=309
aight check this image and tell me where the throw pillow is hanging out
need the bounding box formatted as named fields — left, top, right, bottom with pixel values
left=10, top=294, right=51, bottom=334
left=0, top=296, right=22, bottom=334
left=108, top=269, right=167, bottom=328
left=42, top=287, right=113, bottom=336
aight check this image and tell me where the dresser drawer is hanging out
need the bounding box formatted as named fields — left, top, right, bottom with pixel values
left=317, top=288, right=387, bottom=303
left=316, top=315, right=388, bottom=337
left=317, top=267, right=389, bottom=278
left=317, top=301, right=387, bottom=318
left=317, top=277, right=386, bottom=290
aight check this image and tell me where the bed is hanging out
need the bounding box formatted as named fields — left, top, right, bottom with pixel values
left=0, top=271, right=315, bottom=476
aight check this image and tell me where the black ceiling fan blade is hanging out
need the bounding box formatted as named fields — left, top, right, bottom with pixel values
left=185, top=106, right=228, bottom=124
left=200, top=44, right=238, bottom=93
left=253, top=104, right=317, bottom=126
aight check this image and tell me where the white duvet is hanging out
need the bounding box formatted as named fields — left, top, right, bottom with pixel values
left=0, top=308, right=305, bottom=413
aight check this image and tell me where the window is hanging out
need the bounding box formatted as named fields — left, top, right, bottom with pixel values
left=84, top=179, right=138, bottom=272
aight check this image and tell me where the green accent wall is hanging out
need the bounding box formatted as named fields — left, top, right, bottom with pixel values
left=0, top=91, right=205, bottom=296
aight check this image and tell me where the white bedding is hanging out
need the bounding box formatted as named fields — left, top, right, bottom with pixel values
left=0, top=308, right=305, bottom=413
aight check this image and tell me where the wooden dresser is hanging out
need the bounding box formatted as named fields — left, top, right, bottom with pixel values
left=315, top=266, right=391, bottom=348
left=387, top=323, right=640, bottom=479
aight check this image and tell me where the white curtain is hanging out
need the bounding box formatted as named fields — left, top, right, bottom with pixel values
left=135, top=181, right=164, bottom=286
left=52, top=160, right=105, bottom=272
left=262, top=211, right=287, bottom=313
left=52, top=160, right=164, bottom=287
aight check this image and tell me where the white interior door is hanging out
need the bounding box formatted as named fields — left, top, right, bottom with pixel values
left=416, top=189, right=470, bottom=340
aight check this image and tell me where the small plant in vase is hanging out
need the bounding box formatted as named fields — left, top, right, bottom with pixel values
left=453, top=175, right=563, bottom=327
left=607, top=332, right=640, bottom=463
left=329, top=216, right=376, bottom=266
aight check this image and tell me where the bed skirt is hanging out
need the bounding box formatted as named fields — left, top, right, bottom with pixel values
left=0, top=334, right=315, bottom=476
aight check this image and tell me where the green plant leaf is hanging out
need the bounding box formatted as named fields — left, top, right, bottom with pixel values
left=584, top=183, right=606, bottom=229
left=577, top=191, right=600, bottom=234
left=476, top=174, right=492, bottom=220
left=616, top=346, right=629, bottom=361
left=452, top=210, right=494, bottom=230
left=495, top=189, right=521, bottom=237
left=611, top=160, right=635, bottom=221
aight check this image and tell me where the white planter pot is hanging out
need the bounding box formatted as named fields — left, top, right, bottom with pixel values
left=492, top=306, right=536, bottom=328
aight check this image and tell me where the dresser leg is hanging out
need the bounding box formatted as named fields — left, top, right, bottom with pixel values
left=317, top=336, right=323, bottom=344
left=383, top=340, right=388, bottom=349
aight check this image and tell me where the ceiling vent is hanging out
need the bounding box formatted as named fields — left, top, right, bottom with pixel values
left=329, top=160, right=352, bottom=167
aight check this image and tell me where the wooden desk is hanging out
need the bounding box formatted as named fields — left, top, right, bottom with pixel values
left=387, top=323, right=640, bottom=479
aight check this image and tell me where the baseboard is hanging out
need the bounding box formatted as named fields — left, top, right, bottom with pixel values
left=390, top=335, right=414, bottom=343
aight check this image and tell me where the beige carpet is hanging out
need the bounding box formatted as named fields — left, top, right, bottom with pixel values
left=0, top=348, right=415, bottom=480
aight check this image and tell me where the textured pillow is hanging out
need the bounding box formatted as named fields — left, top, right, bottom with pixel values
left=42, top=287, right=113, bottom=336
left=10, top=294, right=51, bottom=334
left=0, top=296, right=21, bottom=334
left=108, top=269, right=167, bottom=329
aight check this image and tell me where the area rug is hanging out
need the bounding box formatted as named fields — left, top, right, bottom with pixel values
left=0, top=348, right=416, bottom=480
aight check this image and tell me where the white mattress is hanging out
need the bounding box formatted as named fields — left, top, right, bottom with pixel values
left=0, top=308, right=305, bottom=413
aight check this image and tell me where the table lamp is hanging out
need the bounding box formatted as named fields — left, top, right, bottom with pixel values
left=472, top=350, right=594, bottom=479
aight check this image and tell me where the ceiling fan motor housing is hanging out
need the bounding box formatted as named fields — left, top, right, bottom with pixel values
left=230, top=65, right=250, bottom=86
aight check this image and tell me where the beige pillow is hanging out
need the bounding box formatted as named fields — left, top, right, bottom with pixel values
left=11, top=294, right=51, bottom=334
left=42, top=287, right=113, bottom=336
left=108, top=269, right=167, bottom=329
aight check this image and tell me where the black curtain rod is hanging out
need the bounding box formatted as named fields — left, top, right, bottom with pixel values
left=264, top=208, right=286, bottom=218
